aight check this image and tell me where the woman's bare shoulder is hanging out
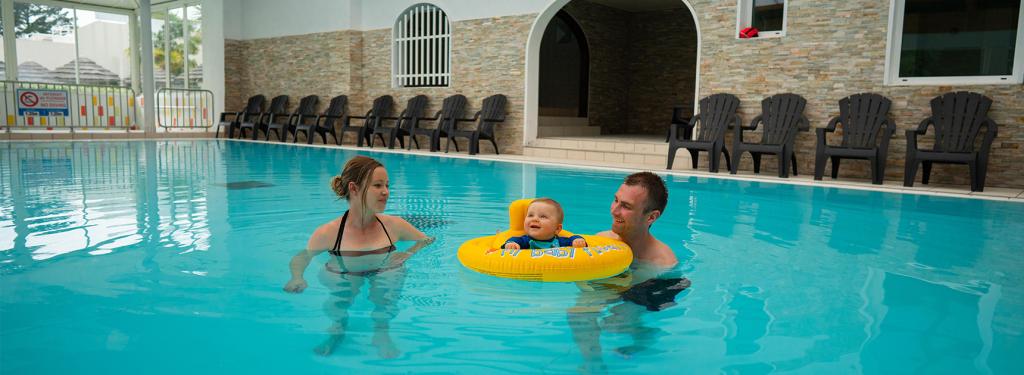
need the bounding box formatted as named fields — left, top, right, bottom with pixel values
left=378, top=214, right=427, bottom=241
left=308, top=216, right=342, bottom=249
left=382, top=214, right=420, bottom=227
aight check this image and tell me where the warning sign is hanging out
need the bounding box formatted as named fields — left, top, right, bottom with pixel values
left=17, top=89, right=70, bottom=116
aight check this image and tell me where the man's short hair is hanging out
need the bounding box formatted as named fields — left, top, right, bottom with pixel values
left=623, top=172, right=667, bottom=214
left=530, top=197, right=564, bottom=223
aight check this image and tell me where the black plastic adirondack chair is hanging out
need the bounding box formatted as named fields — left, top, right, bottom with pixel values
left=342, top=95, right=393, bottom=147
left=371, top=95, right=428, bottom=149
left=269, top=95, right=318, bottom=142
left=413, top=94, right=468, bottom=152
left=240, top=95, right=287, bottom=140
left=447, top=94, right=508, bottom=155
left=814, top=93, right=895, bottom=184
left=294, top=95, right=346, bottom=145
left=236, top=95, right=277, bottom=140
left=665, top=107, right=693, bottom=143
left=903, top=91, right=998, bottom=192
left=216, top=95, right=264, bottom=138
left=667, top=93, right=739, bottom=172
left=730, top=93, right=809, bottom=178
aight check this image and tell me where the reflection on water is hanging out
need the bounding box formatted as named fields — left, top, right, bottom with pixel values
left=861, top=270, right=997, bottom=373
left=1, top=142, right=214, bottom=270
left=1, top=140, right=1023, bottom=374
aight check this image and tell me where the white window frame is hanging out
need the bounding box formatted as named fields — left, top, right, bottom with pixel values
left=152, top=0, right=202, bottom=89
left=392, top=3, right=451, bottom=88
left=5, top=0, right=135, bottom=84
left=884, top=0, right=1024, bottom=86
left=736, top=0, right=787, bottom=39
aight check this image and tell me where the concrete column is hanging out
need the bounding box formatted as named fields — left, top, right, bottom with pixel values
left=129, top=10, right=141, bottom=94
left=139, top=0, right=157, bottom=134
left=2, top=0, right=18, bottom=81
left=202, top=0, right=226, bottom=122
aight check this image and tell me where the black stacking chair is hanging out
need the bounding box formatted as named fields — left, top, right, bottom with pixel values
left=412, top=94, right=468, bottom=152
left=447, top=94, right=508, bottom=155
left=667, top=93, right=739, bottom=172
left=240, top=95, right=287, bottom=140
left=371, top=95, right=428, bottom=149
left=904, top=91, right=998, bottom=192
left=216, top=95, right=264, bottom=138
left=269, top=95, right=317, bottom=142
left=342, top=95, right=393, bottom=147
left=294, top=95, right=346, bottom=145
left=814, top=93, right=895, bottom=184
left=730, top=93, right=809, bottom=178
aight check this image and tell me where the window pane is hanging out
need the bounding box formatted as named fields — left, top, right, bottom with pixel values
left=151, top=12, right=167, bottom=89
left=752, top=0, right=784, bottom=32
left=74, top=10, right=128, bottom=86
left=168, top=8, right=185, bottom=88
left=900, top=0, right=1020, bottom=77
left=186, top=5, right=202, bottom=88
left=14, top=2, right=74, bottom=83
left=393, top=5, right=450, bottom=87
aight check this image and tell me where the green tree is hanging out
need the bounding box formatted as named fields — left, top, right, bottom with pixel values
left=153, top=11, right=201, bottom=78
left=0, top=3, right=75, bottom=37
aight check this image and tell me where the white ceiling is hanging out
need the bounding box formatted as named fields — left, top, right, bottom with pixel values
left=45, top=0, right=180, bottom=11
left=585, top=0, right=687, bottom=13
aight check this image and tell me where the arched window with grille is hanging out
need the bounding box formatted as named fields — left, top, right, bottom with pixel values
left=393, top=4, right=451, bottom=87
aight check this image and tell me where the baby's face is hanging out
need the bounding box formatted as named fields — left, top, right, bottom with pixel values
left=524, top=202, right=562, bottom=240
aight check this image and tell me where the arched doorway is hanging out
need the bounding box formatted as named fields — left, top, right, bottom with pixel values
left=539, top=11, right=589, bottom=118
left=524, top=0, right=702, bottom=145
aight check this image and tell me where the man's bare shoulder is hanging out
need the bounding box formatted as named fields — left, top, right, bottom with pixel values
left=652, top=239, right=678, bottom=268
left=595, top=230, right=620, bottom=240
left=633, top=237, right=677, bottom=269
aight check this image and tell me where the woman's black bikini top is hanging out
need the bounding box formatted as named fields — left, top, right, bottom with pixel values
left=327, top=211, right=397, bottom=274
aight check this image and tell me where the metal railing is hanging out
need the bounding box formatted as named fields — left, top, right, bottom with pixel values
left=1, top=80, right=138, bottom=132
left=156, top=88, right=215, bottom=130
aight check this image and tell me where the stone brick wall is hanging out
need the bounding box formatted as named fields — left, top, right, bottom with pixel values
left=360, top=15, right=533, bottom=153
left=224, top=39, right=243, bottom=114
left=626, top=8, right=698, bottom=135
left=224, top=30, right=362, bottom=118
left=224, top=16, right=531, bottom=151
left=688, top=0, right=1024, bottom=187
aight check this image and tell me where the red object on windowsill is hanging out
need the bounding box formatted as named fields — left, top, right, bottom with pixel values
left=739, top=27, right=759, bottom=38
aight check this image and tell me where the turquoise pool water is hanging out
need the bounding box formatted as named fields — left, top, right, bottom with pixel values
left=1, top=140, right=1022, bottom=374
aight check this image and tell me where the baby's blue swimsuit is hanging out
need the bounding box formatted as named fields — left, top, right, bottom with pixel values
left=505, top=234, right=584, bottom=249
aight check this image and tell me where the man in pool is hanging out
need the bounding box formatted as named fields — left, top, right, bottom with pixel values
left=596, top=171, right=677, bottom=268
left=569, top=172, right=685, bottom=373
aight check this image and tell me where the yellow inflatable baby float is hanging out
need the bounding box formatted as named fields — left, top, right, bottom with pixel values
left=457, top=199, right=633, bottom=282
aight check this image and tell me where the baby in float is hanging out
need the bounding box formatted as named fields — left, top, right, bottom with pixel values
left=458, top=198, right=633, bottom=282
left=503, top=198, right=587, bottom=250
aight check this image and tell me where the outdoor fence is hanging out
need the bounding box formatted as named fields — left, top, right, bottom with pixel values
left=156, top=88, right=215, bottom=130
left=1, top=80, right=138, bottom=132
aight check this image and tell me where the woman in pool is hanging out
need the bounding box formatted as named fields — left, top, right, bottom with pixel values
left=284, top=155, right=434, bottom=357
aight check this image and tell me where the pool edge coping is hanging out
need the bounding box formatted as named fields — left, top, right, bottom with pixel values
left=4, top=137, right=1023, bottom=204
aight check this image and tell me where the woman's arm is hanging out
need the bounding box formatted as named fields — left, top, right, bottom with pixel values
left=385, top=216, right=435, bottom=266
left=283, top=223, right=332, bottom=293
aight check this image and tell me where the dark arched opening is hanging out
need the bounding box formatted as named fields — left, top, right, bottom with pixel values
left=539, top=10, right=589, bottom=118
